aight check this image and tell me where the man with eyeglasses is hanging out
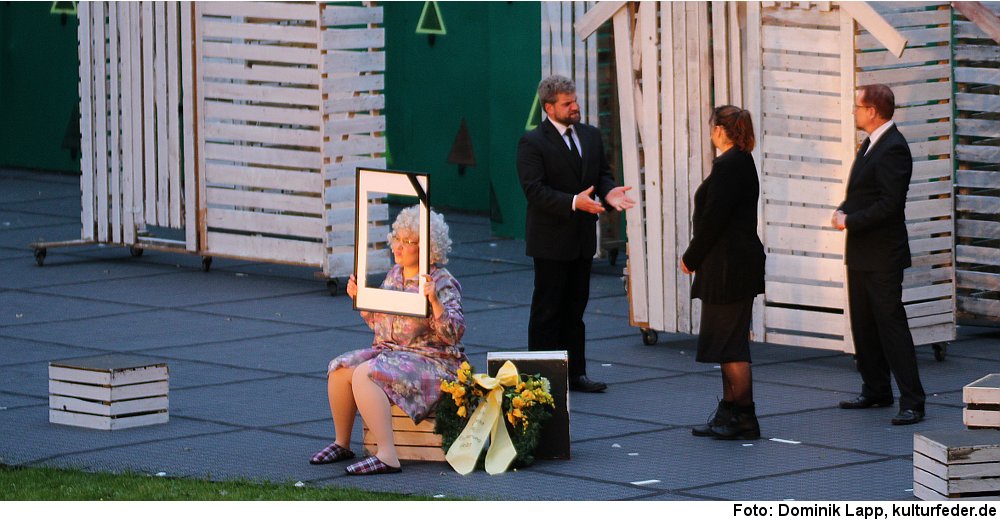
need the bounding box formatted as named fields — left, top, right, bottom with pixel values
left=516, top=75, right=636, bottom=393
left=832, top=84, right=926, bottom=426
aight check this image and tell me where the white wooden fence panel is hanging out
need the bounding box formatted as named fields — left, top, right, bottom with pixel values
left=954, top=4, right=1000, bottom=325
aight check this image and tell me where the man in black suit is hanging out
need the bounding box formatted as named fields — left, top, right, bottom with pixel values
left=516, top=75, right=635, bottom=393
left=833, top=84, right=926, bottom=425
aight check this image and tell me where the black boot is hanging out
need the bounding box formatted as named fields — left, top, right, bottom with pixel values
left=710, top=402, right=760, bottom=440
left=692, top=400, right=733, bottom=437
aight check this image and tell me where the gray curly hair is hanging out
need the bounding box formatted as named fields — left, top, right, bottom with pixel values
left=388, top=205, right=452, bottom=265
left=537, top=74, right=576, bottom=106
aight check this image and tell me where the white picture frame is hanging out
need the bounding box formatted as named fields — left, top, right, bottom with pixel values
left=354, top=168, right=430, bottom=317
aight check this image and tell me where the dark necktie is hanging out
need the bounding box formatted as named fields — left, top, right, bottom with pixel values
left=858, top=137, right=871, bottom=157
left=565, top=127, right=582, bottom=169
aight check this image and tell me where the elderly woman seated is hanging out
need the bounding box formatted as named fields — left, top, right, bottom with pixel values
left=310, top=206, right=467, bottom=475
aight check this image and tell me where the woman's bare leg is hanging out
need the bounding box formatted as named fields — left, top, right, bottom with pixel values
left=328, top=366, right=357, bottom=448
left=352, top=361, right=400, bottom=468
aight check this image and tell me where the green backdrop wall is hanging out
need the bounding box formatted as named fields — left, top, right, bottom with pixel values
left=0, top=3, right=81, bottom=173
left=384, top=2, right=540, bottom=238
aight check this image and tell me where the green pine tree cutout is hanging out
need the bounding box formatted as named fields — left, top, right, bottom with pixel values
left=50, top=1, right=77, bottom=15
left=524, top=92, right=541, bottom=131
left=416, top=1, right=446, bottom=35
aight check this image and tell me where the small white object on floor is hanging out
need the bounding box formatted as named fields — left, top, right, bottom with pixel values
left=601, top=364, right=613, bottom=367
left=294, top=481, right=305, bottom=488
left=770, top=438, right=801, bottom=445
left=433, top=494, right=446, bottom=498
left=611, top=443, right=621, bottom=448
left=630, top=479, right=661, bottom=486
left=155, top=472, right=167, bottom=477
left=628, top=452, right=639, bottom=456
left=742, top=443, right=753, bottom=447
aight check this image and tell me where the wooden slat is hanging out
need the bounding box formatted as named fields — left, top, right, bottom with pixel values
left=181, top=1, right=197, bottom=251
left=908, top=139, right=952, bottom=159
left=322, top=74, right=384, bottom=93
left=167, top=2, right=182, bottom=229
left=109, top=4, right=122, bottom=243
left=897, top=121, right=953, bottom=141
left=324, top=135, right=386, bottom=158
left=956, top=92, right=1000, bottom=113
left=956, top=119, right=1000, bottom=139
left=856, top=45, right=950, bottom=68
left=957, top=219, right=1000, bottom=240
left=201, top=61, right=318, bottom=85
left=748, top=1, right=766, bottom=341
left=955, top=67, right=1000, bottom=88
left=207, top=209, right=324, bottom=239
left=762, top=90, right=840, bottom=118
left=155, top=2, right=169, bottom=226
left=659, top=3, right=678, bottom=333
left=892, top=81, right=952, bottom=104
left=200, top=19, right=319, bottom=45
left=958, top=271, right=1000, bottom=292
left=763, top=157, right=843, bottom=181
left=893, top=103, right=952, bottom=124
left=94, top=3, right=109, bottom=242
left=204, top=123, right=322, bottom=148
left=762, top=25, right=839, bottom=54
left=906, top=180, right=951, bottom=199
left=205, top=143, right=322, bottom=170
left=205, top=163, right=320, bottom=192
left=200, top=1, right=317, bottom=21
left=957, top=144, right=1000, bottom=164
left=857, top=63, right=951, bottom=86
left=204, top=101, right=320, bottom=127
left=574, top=0, right=626, bottom=39
left=764, top=331, right=847, bottom=352
left=203, top=82, right=321, bottom=107
left=765, top=306, right=845, bottom=337
left=765, top=204, right=837, bottom=228
left=323, top=51, right=385, bottom=74
left=839, top=8, right=857, bottom=352
left=120, top=2, right=135, bottom=245
left=855, top=26, right=949, bottom=51
left=765, top=225, right=844, bottom=256
left=130, top=2, right=144, bottom=237
left=639, top=2, right=663, bottom=331
left=323, top=28, right=384, bottom=50
left=763, top=135, right=844, bottom=162
left=957, top=194, right=1000, bottom=214
left=762, top=69, right=840, bottom=94
left=324, top=94, right=385, bottom=113
left=325, top=115, right=385, bottom=136
left=201, top=41, right=318, bottom=65
left=78, top=2, right=95, bottom=240
left=205, top=231, right=323, bottom=265
left=912, top=158, right=952, bottom=182
left=762, top=50, right=840, bottom=74
left=766, top=280, right=843, bottom=308
left=322, top=5, right=383, bottom=26
left=957, top=170, right=1000, bottom=189
left=762, top=117, right=841, bottom=140
left=762, top=175, right=842, bottom=206
left=205, top=187, right=323, bottom=215
left=905, top=197, right=952, bottom=221
left=959, top=297, right=1000, bottom=318
left=614, top=5, right=648, bottom=326
left=903, top=282, right=953, bottom=302
left=955, top=44, right=1000, bottom=62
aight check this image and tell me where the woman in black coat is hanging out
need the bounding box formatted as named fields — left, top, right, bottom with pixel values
left=681, top=105, right=765, bottom=440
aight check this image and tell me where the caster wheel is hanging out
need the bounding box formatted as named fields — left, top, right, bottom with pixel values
left=608, top=248, right=619, bottom=266
left=128, top=245, right=144, bottom=257
left=933, top=343, right=947, bottom=362
left=327, top=279, right=340, bottom=296
left=641, top=328, right=658, bottom=346
left=34, top=248, right=47, bottom=267
left=201, top=256, right=213, bottom=272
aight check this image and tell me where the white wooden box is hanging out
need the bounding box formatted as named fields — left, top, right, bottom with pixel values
left=914, top=430, right=1000, bottom=500
left=964, top=374, right=1000, bottom=429
left=49, top=355, right=169, bottom=430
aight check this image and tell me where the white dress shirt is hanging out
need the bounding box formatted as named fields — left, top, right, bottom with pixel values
left=865, top=120, right=895, bottom=156
left=547, top=119, right=585, bottom=211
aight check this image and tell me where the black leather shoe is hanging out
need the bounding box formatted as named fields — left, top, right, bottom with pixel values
left=692, top=400, right=733, bottom=437
left=839, top=395, right=893, bottom=409
left=569, top=375, right=607, bottom=393
left=891, top=409, right=924, bottom=426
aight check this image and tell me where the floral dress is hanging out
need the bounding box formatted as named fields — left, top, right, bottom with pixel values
left=329, top=264, right=467, bottom=423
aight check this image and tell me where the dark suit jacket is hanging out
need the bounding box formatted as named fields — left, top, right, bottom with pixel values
left=517, top=119, right=616, bottom=261
left=838, top=124, right=912, bottom=272
left=682, top=148, right=765, bottom=304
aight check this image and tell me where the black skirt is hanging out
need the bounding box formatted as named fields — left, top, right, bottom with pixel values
left=696, top=298, right=754, bottom=363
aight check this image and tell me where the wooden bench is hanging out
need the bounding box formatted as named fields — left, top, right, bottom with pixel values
left=49, top=355, right=169, bottom=430
left=964, top=374, right=1000, bottom=429
left=914, top=430, right=1000, bottom=500
left=363, top=405, right=444, bottom=461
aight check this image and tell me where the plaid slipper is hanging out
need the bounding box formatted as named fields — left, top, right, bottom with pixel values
left=345, top=455, right=402, bottom=475
left=309, top=442, right=355, bottom=465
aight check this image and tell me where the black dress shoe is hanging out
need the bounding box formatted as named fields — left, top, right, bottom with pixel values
left=891, top=409, right=924, bottom=425
left=569, top=375, right=607, bottom=393
left=692, top=400, right=733, bottom=437
left=839, top=395, right=893, bottom=409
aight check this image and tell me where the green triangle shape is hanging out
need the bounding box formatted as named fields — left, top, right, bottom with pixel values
left=50, top=1, right=77, bottom=15
left=524, top=92, right=541, bottom=131
left=416, top=1, right=446, bottom=35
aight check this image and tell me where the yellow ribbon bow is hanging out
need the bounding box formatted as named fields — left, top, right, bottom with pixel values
left=445, top=360, right=521, bottom=475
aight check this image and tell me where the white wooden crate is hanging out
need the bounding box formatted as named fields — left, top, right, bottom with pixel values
left=964, top=374, right=1000, bottom=429
left=49, top=355, right=169, bottom=431
left=914, top=430, right=1000, bottom=500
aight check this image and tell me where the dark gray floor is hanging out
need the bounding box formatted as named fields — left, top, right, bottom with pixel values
left=1, top=168, right=997, bottom=500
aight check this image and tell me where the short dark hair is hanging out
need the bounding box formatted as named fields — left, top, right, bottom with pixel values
left=858, top=84, right=895, bottom=120
left=710, top=105, right=755, bottom=153
left=537, top=75, right=576, bottom=106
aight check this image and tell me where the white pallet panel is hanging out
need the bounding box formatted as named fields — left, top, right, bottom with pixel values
left=755, top=4, right=852, bottom=351
left=77, top=2, right=195, bottom=248
left=856, top=2, right=956, bottom=345
left=320, top=2, right=388, bottom=277
left=541, top=1, right=600, bottom=128
left=196, top=1, right=325, bottom=267
left=953, top=5, right=1000, bottom=326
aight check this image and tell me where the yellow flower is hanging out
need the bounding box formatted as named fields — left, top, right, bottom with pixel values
left=457, top=405, right=467, bottom=418
left=454, top=385, right=466, bottom=398
left=506, top=412, right=515, bottom=424
left=520, top=389, right=534, bottom=401
left=512, top=397, right=525, bottom=409
left=512, top=408, right=523, bottom=419
left=460, top=361, right=471, bottom=371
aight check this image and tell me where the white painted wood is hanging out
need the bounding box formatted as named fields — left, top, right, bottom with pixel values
left=202, top=82, right=322, bottom=109
left=767, top=253, right=845, bottom=284
left=206, top=232, right=324, bottom=265
left=766, top=226, right=844, bottom=256
left=48, top=365, right=168, bottom=386
left=130, top=2, right=144, bottom=238
left=324, top=136, right=386, bottom=158
left=323, top=5, right=383, bottom=26
left=50, top=380, right=168, bottom=402
left=764, top=157, right=843, bottom=180
left=766, top=281, right=843, bottom=308
left=728, top=2, right=743, bottom=107
left=324, top=51, right=386, bottom=74
left=858, top=63, right=951, bottom=85
left=672, top=3, right=691, bottom=333
left=764, top=332, right=846, bottom=352
left=762, top=90, right=840, bottom=118
left=207, top=209, right=324, bottom=240
left=201, top=41, right=318, bottom=65
left=204, top=124, right=322, bottom=148
left=200, top=1, right=317, bottom=21
left=763, top=175, right=843, bottom=206
left=206, top=164, right=320, bottom=192
left=763, top=24, right=839, bottom=54
left=613, top=6, right=648, bottom=327
left=109, top=4, right=122, bottom=244
left=120, top=3, right=135, bottom=245
left=142, top=2, right=156, bottom=225
left=574, top=0, right=626, bottom=39
left=856, top=26, right=948, bottom=52
left=840, top=1, right=908, bottom=57
left=78, top=2, right=95, bottom=241
left=94, top=3, right=109, bottom=242
left=50, top=395, right=169, bottom=417
left=856, top=45, right=950, bottom=68
left=712, top=2, right=729, bottom=105
left=204, top=101, right=320, bottom=127
left=763, top=51, right=840, bottom=75
left=324, top=28, right=384, bottom=50
left=206, top=188, right=324, bottom=215
left=639, top=2, right=663, bottom=332
left=763, top=69, right=840, bottom=94
left=50, top=409, right=169, bottom=430
left=205, top=143, right=322, bottom=170
left=765, top=306, right=844, bottom=337
left=167, top=2, right=182, bottom=229
left=181, top=2, right=196, bottom=251
left=155, top=2, right=169, bottom=226
left=659, top=4, right=677, bottom=333
left=200, top=19, right=319, bottom=44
